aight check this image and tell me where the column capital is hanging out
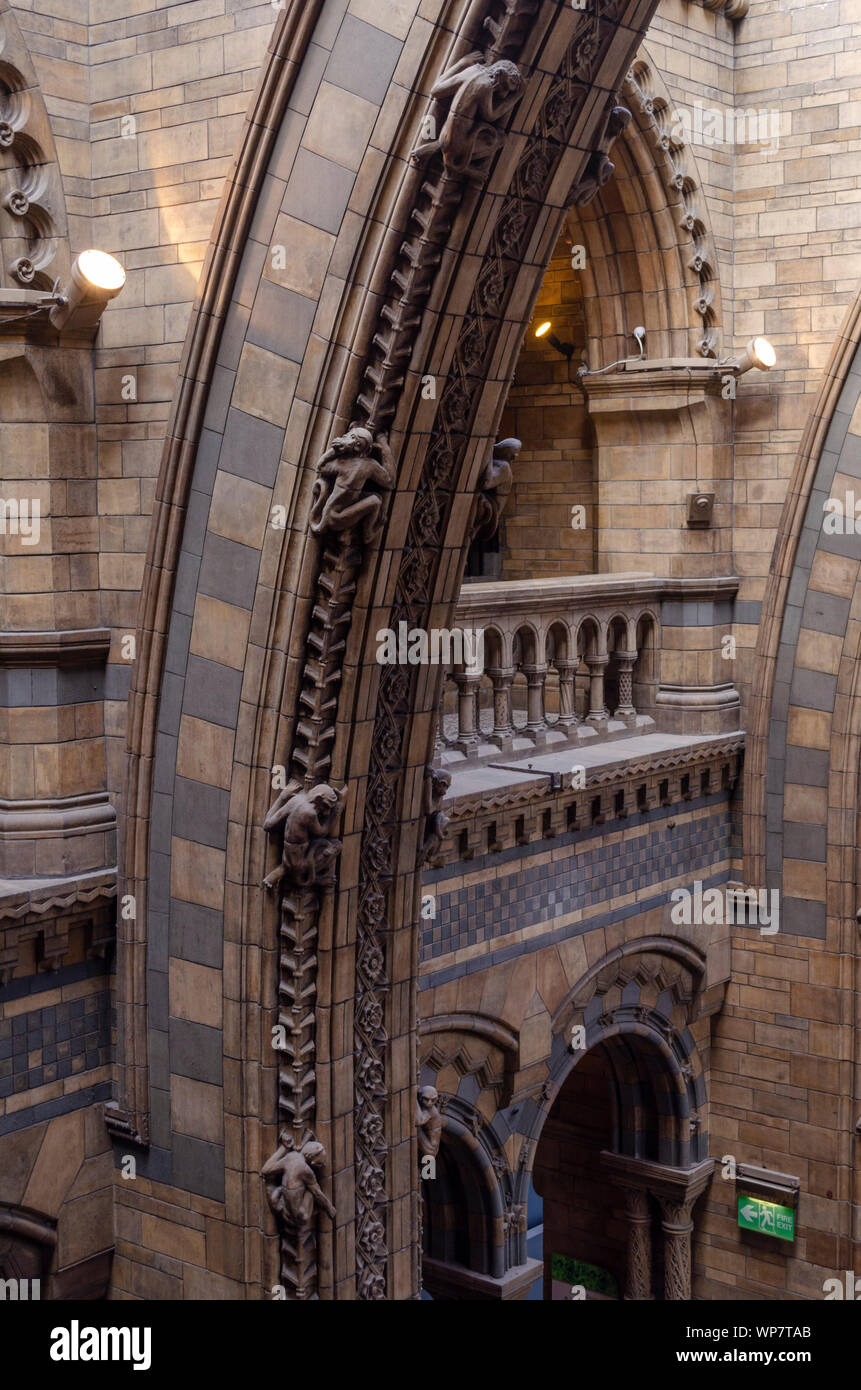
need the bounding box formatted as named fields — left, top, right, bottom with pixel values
left=600, top=1151, right=715, bottom=1206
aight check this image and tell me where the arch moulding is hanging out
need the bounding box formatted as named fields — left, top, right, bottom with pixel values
left=121, top=0, right=666, bottom=1301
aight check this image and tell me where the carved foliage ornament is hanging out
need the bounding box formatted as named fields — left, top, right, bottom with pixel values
left=0, top=7, right=68, bottom=288
left=625, top=56, right=720, bottom=357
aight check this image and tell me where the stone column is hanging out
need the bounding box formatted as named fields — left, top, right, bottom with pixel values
left=433, top=677, right=448, bottom=757
left=621, top=1186, right=653, bottom=1300
left=585, top=654, right=609, bottom=729
left=487, top=666, right=515, bottom=750
left=453, top=670, right=482, bottom=758
left=554, top=659, right=579, bottom=734
left=614, top=649, right=638, bottom=725
left=521, top=663, right=547, bottom=743
left=657, top=1195, right=695, bottom=1301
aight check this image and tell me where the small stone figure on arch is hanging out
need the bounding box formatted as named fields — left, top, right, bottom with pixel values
left=472, top=437, right=520, bottom=542
left=309, top=426, right=396, bottom=547
left=263, top=782, right=347, bottom=893
left=410, top=53, right=524, bottom=181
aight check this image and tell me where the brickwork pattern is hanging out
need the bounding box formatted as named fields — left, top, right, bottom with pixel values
left=424, top=802, right=732, bottom=963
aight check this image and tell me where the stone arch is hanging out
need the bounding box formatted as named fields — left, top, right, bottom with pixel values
left=565, top=47, right=725, bottom=371
left=511, top=940, right=711, bottom=1241
left=120, top=0, right=665, bottom=1301
left=741, top=285, right=861, bottom=1277
left=746, top=285, right=861, bottom=896
left=421, top=1104, right=508, bottom=1286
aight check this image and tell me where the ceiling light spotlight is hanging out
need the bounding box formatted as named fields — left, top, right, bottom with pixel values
left=50, top=249, right=126, bottom=333
left=534, top=319, right=574, bottom=360
left=734, top=336, right=776, bottom=375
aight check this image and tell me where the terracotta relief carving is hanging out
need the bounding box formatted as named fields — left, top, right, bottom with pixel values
left=410, top=53, right=524, bottom=181
left=309, top=427, right=395, bottom=546
left=264, top=0, right=645, bottom=1302
left=420, top=765, right=452, bottom=868
left=263, top=783, right=346, bottom=894
left=625, top=56, right=721, bottom=357
left=416, top=1085, right=443, bottom=1160
left=262, top=1132, right=336, bottom=1300
left=472, top=438, right=520, bottom=542
left=569, top=102, right=631, bottom=208
left=0, top=7, right=69, bottom=289
left=346, top=0, right=638, bottom=1299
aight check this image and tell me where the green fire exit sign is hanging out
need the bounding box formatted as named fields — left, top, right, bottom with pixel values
left=737, top=1193, right=795, bottom=1242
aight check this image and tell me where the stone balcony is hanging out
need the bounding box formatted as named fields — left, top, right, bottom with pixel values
left=431, top=572, right=744, bottom=863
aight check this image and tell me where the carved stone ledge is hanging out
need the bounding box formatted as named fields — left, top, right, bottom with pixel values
left=600, top=1151, right=715, bottom=1205
left=103, top=1101, right=149, bottom=1150
left=422, top=1254, right=543, bottom=1301
left=0, top=865, right=117, bottom=925
left=0, top=627, right=111, bottom=668
left=582, top=359, right=729, bottom=414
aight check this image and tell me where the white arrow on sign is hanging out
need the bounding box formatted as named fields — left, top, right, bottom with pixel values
left=741, top=1203, right=758, bottom=1223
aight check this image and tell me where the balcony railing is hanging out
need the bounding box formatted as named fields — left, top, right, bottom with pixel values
left=435, top=573, right=737, bottom=766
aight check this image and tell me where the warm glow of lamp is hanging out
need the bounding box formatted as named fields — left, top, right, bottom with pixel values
left=50, top=249, right=127, bottom=332
left=535, top=321, right=552, bottom=338
left=736, top=336, right=776, bottom=374
left=76, top=249, right=126, bottom=293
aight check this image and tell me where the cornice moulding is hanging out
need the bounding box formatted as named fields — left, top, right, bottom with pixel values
left=0, top=628, right=111, bottom=667
left=0, top=866, right=117, bottom=923
left=0, top=792, right=116, bottom=839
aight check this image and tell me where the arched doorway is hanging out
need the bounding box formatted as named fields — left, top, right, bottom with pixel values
left=533, top=1046, right=625, bottom=1300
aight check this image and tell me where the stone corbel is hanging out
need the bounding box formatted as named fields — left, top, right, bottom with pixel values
left=421, top=1254, right=543, bottom=1301
left=692, top=0, right=749, bottom=18
left=582, top=358, right=728, bottom=416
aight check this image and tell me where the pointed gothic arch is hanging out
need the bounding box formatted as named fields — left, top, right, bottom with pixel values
left=117, top=0, right=699, bottom=1301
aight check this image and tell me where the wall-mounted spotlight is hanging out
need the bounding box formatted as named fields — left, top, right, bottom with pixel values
left=733, top=336, right=776, bottom=376
left=50, top=249, right=126, bottom=333
left=534, top=319, right=575, bottom=360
